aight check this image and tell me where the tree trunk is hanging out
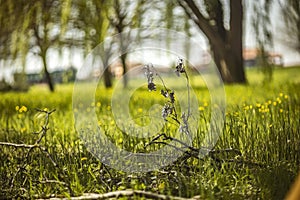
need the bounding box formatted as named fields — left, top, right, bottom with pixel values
left=212, top=46, right=246, bottom=83
left=209, top=0, right=246, bottom=83
left=120, top=53, right=128, bottom=88
left=41, top=52, right=54, bottom=92
left=103, top=67, right=112, bottom=88
left=228, top=0, right=246, bottom=83
left=178, top=0, right=246, bottom=84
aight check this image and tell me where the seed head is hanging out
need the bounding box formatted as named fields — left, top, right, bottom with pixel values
left=169, top=91, right=175, bottom=103
left=144, top=63, right=156, bottom=91
left=175, top=58, right=185, bottom=76
left=161, top=89, right=168, bottom=98
left=162, top=104, right=173, bottom=120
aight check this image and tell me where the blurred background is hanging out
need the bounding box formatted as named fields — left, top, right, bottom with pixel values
left=0, top=0, right=299, bottom=91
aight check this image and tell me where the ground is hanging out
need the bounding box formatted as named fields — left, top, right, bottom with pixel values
left=0, top=66, right=299, bottom=199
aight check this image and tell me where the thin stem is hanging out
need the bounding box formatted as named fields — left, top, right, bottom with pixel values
left=184, top=71, right=191, bottom=118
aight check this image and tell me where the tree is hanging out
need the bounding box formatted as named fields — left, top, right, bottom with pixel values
left=28, top=0, right=73, bottom=92
left=279, top=0, right=300, bottom=53
left=74, top=0, right=114, bottom=88
left=177, top=0, right=246, bottom=83
left=252, top=0, right=274, bottom=83
left=107, top=0, right=131, bottom=88
left=108, top=0, right=147, bottom=88
left=0, top=0, right=72, bottom=92
left=0, top=1, right=29, bottom=62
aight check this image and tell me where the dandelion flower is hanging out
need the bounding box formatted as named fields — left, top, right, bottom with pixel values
left=19, top=105, right=27, bottom=113
left=198, top=106, right=205, bottom=111
left=279, top=109, right=283, bottom=113
left=21, top=127, right=27, bottom=133
left=81, top=157, right=87, bottom=161
left=256, top=103, right=261, bottom=108
left=244, top=106, right=250, bottom=110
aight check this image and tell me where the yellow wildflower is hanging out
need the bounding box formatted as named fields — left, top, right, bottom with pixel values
left=21, top=127, right=27, bottom=133
left=96, top=102, right=101, bottom=107
left=265, top=108, right=269, bottom=112
left=276, top=97, right=281, bottom=102
left=158, top=181, right=165, bottom=191
left=81, top=157, right=87, bottom=161
left=198, top=106, right=205, bottom=111
left=256, top=103, right=261, bottom=108
left=19, top=105, right=27, bottom=113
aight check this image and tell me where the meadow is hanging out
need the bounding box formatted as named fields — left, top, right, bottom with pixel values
left=0, top=66, right=299, bottom=199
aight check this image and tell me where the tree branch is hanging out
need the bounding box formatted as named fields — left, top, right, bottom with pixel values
left=177, top=0, right=225, bottom=48
left=177, top=0, right=227, bottom=57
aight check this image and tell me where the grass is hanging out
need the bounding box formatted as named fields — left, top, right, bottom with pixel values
left=0, top=66, right=299, bottom=199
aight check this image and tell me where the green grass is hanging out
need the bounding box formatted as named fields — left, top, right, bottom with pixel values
left=0, top=67, right=299, bottom=199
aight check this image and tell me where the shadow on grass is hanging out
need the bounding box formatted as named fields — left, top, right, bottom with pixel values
left=255, top=163, right=296, bottom=199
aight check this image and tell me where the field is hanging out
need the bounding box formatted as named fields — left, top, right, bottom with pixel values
left=0, top=66, right=299, bottom=199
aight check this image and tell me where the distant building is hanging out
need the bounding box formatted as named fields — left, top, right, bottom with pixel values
left=27, top=73, right=43, bottom=84
left=50, top=67, right=77, bottom=83
left=26, top=67, right=77, bottom=84
left=109, top=61, right=145, bottom=78
left=243, top=48, right=283, bottom=67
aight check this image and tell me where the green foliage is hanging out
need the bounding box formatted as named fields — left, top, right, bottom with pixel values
left=0, top=67, right=299, bottom=199
left=280, top=0, right=300, bottom=53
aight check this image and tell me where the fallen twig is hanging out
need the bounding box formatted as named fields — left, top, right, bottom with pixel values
left=0, top=109, right=57, bottom=189
left=0, top=142, right=36, bottom=148
left=37, top=190, right=201, bottom=200
left=145, top=132, right=264, bottom=168
left=145, top=133, right=198, bottom=152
